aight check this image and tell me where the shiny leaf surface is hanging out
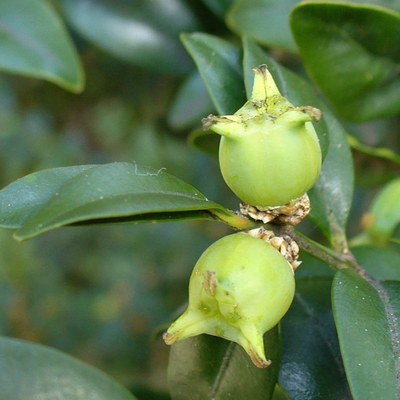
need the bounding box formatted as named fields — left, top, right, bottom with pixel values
left=60, top=0, right=197, bottom=74
left=0, top=0, right=83, bottom=92
left=351, top=246, right=400, bottom=281
left=228, top=0, right=298, bottom=52
left=0, top=163, right=250, bottom=240
left=279, top=277, right=351, bottom=399
left=180, top=32, right=245, bottom=115
left=291, top=2, right=400, bottom=121
left=332, top=270, right=400, bottom=399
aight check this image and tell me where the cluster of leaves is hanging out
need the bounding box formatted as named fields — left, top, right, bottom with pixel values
left=0, top=0, right=400, bottom=399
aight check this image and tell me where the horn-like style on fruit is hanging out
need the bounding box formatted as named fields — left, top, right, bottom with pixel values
left=203, top=65, right=322, bottom=207
left=163, top=232, right=295, bottom=368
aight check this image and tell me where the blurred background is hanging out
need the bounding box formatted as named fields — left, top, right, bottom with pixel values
left=0, top=1, right=236, bottom=398
left=0, top=1, right=399, bottom=399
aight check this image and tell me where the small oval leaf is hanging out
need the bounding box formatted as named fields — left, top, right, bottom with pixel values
left=332, top=269, right=400, bottom=399
left=291, top=2, right=400, bottom=121
left=180, top=32, right=245, bottom=115
left=227, top=0, right=298, bottom=52
left=60, top=0, right=197, bottom=75
left=0, top=0, right=84, bottom=92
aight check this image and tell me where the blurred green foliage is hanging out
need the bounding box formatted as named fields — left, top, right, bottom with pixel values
left=0, top=0, right=399, bottom=399
left=0, top=1, right=236, bottom=397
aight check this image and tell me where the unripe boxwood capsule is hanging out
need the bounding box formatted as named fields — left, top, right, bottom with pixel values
left=163, top=232, right=295, bottom=368
left=203, top=65, right=322, bottom=207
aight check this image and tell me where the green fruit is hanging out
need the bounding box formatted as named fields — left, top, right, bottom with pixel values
left=203, top=65, right=322, bottom=207
left=163, top=232, right=295, bottom=368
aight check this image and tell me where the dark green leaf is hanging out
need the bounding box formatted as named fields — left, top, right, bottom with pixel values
left=294, top=252, right=335, bottom=279
left=332, top=270, right=400, bottom=399
left=242, top=37, right=353, bottom=249
left=291, top=3, right=400, bottom=121
left=59, top=0, right=198, bottom=75
left=227, top=0, right=298, bottom=52
left=201, top=0, right=234, bottom=18
left=180, top=32, right=245, bottom=115
left=0, top=163, right=252, bottom=241
left=308, top=113, right=354, bottom=250
left=0, top=337, right=136, bottom=400
left=0, top=0, right=84, bottom=92
left=0, top=165, right=94, bottom=229
left=168, top=328, right=280, bottom=400
left=279, top=277, right=351, bottom=400
left=351, top=246, right=400, bottom=281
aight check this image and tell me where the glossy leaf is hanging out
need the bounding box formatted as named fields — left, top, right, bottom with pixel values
left=0, top=0, right=84, bottom=92
left=59, top=0, right=197, bottom=75
left=0, top=337, right=136, bottom=400
left=0, top=163, right=253, bottom=241
left=242, top=38, right=353, bottom=249
left=362, top=178, right=400, bottom=245
left=332, top=269, right=400, bottom=399
left=227, top=0, right=298, bottom=52
left=0, top=165, right=94, bottom=229
left=351, top=246, right=400, bottom=281
left=168, top=328, right=280, bottom=400
left=180, top=32, right=245, bottom=115
left=308, top=113, right=353, bottom=250
left=291, top=2, right=400, bottom=121
left=279, top=277, right=351, bottom=399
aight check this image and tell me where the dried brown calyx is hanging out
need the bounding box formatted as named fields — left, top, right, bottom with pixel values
left=247, top=227, right=301, bottom=272
left=240, top=193, right=310, bottom=227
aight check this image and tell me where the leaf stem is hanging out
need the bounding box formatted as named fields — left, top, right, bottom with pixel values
left=285, top=228, right=347, bottom=271
left=276, top=226, right=368, bottom=276
left=348, top=134, right=400, bottom=166
left=212, top=209, right=259, bottom=230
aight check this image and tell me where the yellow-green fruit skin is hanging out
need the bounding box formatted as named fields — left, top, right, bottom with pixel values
left=219, top=118, right=321, bottom=207
left=164, top=232, right=295, bottom=367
